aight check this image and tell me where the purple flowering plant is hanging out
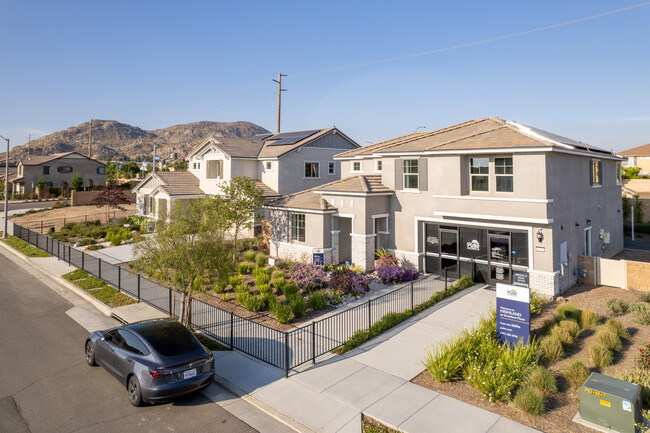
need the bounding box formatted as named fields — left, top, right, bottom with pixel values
left=375, top=252, right=419, bottom=284
left=287, top=263, right=326, bottom=292
left=329, top=265, right=373, bottom=296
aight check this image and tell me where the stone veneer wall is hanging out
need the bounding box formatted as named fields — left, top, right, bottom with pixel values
left=529, top=270, right=560, bottom=298
left=351, top=234, right=375, bottom=270
left=331, top=231, right=340, bottom=266
left=395, top=250, right=420, bottom=270
left=269, top=240, right=332, bottom=267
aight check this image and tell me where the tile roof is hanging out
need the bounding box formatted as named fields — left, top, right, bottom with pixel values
left=18, top=152, right=106, bottom=165
left=314, top=175, right=392, bottom=194
left=335, top=118, right=614, bottom=158
left=153, top=171, right=204, bottom=196
left=253, top=180, right=281, bottom=198
left=267, top=187, right=337, bottom=212
left=619, top=143, right=650, bottom=157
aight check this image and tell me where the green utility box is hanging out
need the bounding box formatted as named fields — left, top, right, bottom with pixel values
left=580, top=372, right=642, bottom=433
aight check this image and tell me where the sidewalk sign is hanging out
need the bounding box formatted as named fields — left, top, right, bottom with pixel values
left=496, top=282, right=530, bottom=346
left=312, top=252, right=324, bottom=266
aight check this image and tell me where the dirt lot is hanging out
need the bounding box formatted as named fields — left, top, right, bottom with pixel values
left=12, top=204, right=136, bottom=232
left=412, top=284, right=650, bottom=433
left=613, top=248, right=650, bottom=263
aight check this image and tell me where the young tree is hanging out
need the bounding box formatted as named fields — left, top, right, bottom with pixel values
left=121, top=161, right=141, bottom=179
left=219, top=176, right=265, bottom=263
left=91, top=183, right=130, bottom=221
left=34, top=177, right=47, bottom=197
left=60, top=180, right=69, bottom=198
left=133, top=197, right=233, bottom=325
left=70, top=173, right=84, bottom=191
left=106, top=163, right=118, bottom=185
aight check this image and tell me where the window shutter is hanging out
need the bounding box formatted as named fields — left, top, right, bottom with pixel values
left=395, top=159, right=403, bottom=190
left=419, top=158, right=428, bottom=191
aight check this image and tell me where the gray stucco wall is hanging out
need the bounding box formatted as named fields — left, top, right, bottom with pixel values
left=15, top=155, right=106, bottom=194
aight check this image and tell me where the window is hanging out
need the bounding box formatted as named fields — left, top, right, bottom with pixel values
left=375, top=160, right=383, bottom=172
left=57, top=166, right=73, bottom=173
left=470, top=158, right=489, bottom=192
left=117, top=330, right=150, bottom=355
left=304, top=162, right=320, bottom=178
left=290, top=213, right=305, bottom=242
left=590, top=160, right=602, bottom=186
left=352, top=161, right=361, bottom=172
left=328, top=162, right=336, bottom=175
left=97, top=167, right=106, bottom=175
left=584, top=227, right=592, bottom=256
left=192, top=162, right=200, bottom=170
left=265, top=161, right=272, bottom=170
left=42, top=166, right=50, bottom=175
left=616, top=162, right=622, bottom=184
left=403, top=159, right=419, bottom=189
left=495, top=157, right=513, bottom=192
left=147, top=196, right=154, bottom=215
left=206, top=160, right=223, bottom=179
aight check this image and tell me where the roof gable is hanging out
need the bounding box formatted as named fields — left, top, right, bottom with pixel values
left=620, top=143, right=650, bottom=157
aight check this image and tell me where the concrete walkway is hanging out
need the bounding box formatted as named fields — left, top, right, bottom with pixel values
left=85, top=242, right=137, bottom=264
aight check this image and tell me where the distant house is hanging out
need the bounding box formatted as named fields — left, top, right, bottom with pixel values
left=134, top=128, right=360, bottom=220
left=0, top=159, right=17, bottom=184
left=9, top=152, right=106, bottom=195
left=620, top=143, right=650, bottom=174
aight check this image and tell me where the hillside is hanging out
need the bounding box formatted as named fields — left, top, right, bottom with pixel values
left=10, top=119, right=269, bottom=161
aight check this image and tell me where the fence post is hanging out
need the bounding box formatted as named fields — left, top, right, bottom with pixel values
left=81, top=251, right=85, bottom=270
left=63, top=217, right=66, bottom=226
left=368, top=299, right=372, bottom=329
left=410, top=282, right=414, bottom=310
left=118, top=266, right=121, bottom=292
left=137, top=274, right=141, bottom=302
left=41, top=220, right=43, bottom=234
left=98, top=259, right=102, bottom=279
left=68, top=245, right=71, bottom=264
left=230, top=312, right=234, bottom=349
left=445, top=267, right=448, bottom=290
left=312, top=322, right=316, bottom=365
left=284, top=332, right=290, bottom=378
left=168, top=288, right=172, bottom=314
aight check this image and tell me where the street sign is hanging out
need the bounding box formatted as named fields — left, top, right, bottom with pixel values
left=496, top=283, right=530, bottom=346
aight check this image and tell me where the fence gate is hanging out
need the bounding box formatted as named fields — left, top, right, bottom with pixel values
left=597, top=257, right=627, bottom=289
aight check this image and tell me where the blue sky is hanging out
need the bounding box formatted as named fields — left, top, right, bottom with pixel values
left=1, top=0, right=649, bottom=152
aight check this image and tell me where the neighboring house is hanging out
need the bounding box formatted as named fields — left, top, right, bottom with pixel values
left=620, top=143, right=650, bottom=174
left=134, top=128, right=359, bottom=220
left=133, top=171, right=205, bottom=219
left=266, top=118, right=624, bottom=298
left=9, top=152, right=106, bottom=195
left=0, top=159, right=17, bottom=184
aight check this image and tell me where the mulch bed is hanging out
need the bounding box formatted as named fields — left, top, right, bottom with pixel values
left=412, top=284, right=650, bottom=433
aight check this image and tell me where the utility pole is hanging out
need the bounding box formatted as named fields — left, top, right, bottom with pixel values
left=1, top=135, right=9, bottom=239
left=27, top=134, right=31, bottom=159
left=88, top=119, right=93, bottom=158
left=153, top=143, right=156, bottom=173
left=272, top=73, right=287, bottom=133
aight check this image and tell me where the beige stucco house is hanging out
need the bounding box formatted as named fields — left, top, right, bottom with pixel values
left=620, top=143, right=650, bottom=175
left=10, top=152, right=106, bottom=195
left=133, top=128, right=359, bottom=220
left=266, top=118, right=624, bottom=297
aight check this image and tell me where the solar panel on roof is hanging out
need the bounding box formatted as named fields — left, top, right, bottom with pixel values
left=266, top=129, right=320, bottom=146
left=251, top=133, right=273, bottom=141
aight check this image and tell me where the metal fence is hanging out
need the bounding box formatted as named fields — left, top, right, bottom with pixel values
left=13, top=222, right=454, bottom=377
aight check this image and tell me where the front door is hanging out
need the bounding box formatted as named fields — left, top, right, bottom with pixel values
left=440, top=229, right=459, bottom=277
left=489, top=235, right=511, bottom=284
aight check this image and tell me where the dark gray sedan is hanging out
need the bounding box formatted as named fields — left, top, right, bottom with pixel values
left=85, top=319, right=215, bottom=406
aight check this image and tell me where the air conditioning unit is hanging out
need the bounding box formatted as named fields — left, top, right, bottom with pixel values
left=579, top=372, right=642, bottom=433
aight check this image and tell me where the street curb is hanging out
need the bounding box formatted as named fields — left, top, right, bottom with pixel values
left=0, top=239, right=113, bottom=317
left=213, top=371, right=316, bottom=433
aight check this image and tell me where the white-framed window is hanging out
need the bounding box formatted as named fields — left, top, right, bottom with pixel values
left=375, top=160, right=383, bottom=172
left=584, top=227, right=592, bottom=256
left=304, top=162, right=320, bottom=178
left=470, top=157, right=489, bottom=192
left=290, top=213, right=305, bottom=242
left=265, top=161, right=272, bottom=171
left=206, top=160, right=223, bottom=179
left=328, top=162, right=336, bottom=175
left=495, top=157, right=513, bottom=192
left=192, top=162, right=200, bottom=170
left=403, top=159, right=419, bottom=189
left=590, top=159, right=602, bottom=186
left=147, top=195, right=154, bottom=215
left=616, top=162, right=622, bottom=184
left=352, top=161, right=362, bottom=172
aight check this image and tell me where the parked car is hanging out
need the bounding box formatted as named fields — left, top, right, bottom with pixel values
left=85, top=319, right=215, bottom=406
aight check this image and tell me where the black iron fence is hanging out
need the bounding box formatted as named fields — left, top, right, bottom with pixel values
left=13, top=222, right=454, bottom=377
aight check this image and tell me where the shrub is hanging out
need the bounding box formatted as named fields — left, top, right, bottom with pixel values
left=235, top=288, right=250, bottom=306
left=557, top=304, right=581, bottom=322
left=308, top=291, right=328, bottom=311
left=530, top=291, right=543, bottom=315
left=620, top=369, right=650, bottom=405
left=539, top=336, right=564, bottom=362
left=638, top=292, right=650, bottom=303
left=245, top=261, right=257, bottom=270
left=375, top=252, right=419, bottom=284
left=106, top=227, right=130, bottom=246
left=329, top=266, right=373, bottom=295
left=266, top=294, right=280, bottom=313
left=237, top=262, right=250, bottom=275
left=559, top=320, right=581, bottom=340
left=274, top=303, right=294, bottom=324
left=273, top=277, right=287, bottom=292
left=288, top=294, right=307, bottom=318
left=637, top=344, right=650, bottom=370
left=254, top=268, right=270, bottom=287
left=551, top=325, right=576, bottom=347
left=258, top=283, right=273, bottom=297
left=590, top=343, right=613, bottom=368
left=220, top=293, right=231, bottom=302
left=631, top=303, right=650, bottom=325
left=255, top=252, right=267, bottom=267
left=287, top=263, right=326, bottom=291
left=513, top=386, right=545, bottom=415
left=228, top=275, right=243, bottom=287
left=564, top=361, right=591, bottom=389
left=271, top=270, right=284, bottom=281
left=243, top=250, right=256, bottom=261
left=606, top=318, right=630, bottom=340
left=281, top=282, right=300, bottom=298
left=423, top=341, right=466, bottom=383
left=213, top=281, right=226, bottom=294
left=580, top=308, right=598, bottom=329
left=324, top=289, right=345, bottom=305
left=242, top=294, right=265, bottom=312
left=606, top=298, right=629, bottom=315
left=597, top=330, right=622, bottom=353
left=526, top=366, right=557, bottom=396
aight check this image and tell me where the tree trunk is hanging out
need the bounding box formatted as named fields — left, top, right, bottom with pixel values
left=232, top=228, right=238, bottom=263
left=179, top=291, right=187, bottom=325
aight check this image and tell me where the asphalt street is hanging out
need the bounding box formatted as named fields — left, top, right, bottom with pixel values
left=0, top=201, right=55, bottom=213
left=0, top=252, right=259, bottom=433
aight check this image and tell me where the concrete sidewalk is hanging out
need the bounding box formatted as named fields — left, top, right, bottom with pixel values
left=85, top=242, right=137, bottom=264
left=213, top=285, right=541, bottom=433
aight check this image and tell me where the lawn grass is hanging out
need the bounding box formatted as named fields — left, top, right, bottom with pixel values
left=2, top=235, right=51, bottom=257
left=62, top=269, right=135, bottom=308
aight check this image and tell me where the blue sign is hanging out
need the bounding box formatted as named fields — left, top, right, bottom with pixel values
left=312, top=253, right=324, bottom=266
left=496, top=283, right=530, bottom=346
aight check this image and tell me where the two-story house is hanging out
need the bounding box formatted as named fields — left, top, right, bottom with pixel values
left=266, top=118, right=624, bottom=297
left=133, top=128, right=360, bottom=220
left=10, top=152, right=106, bottom=195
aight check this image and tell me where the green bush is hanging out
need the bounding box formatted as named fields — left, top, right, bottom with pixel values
left=597, top=330, right=622, bottom=353
left=228, top=275, right=243, bottom=287
left=254, top=269, right=270, bottom=287
left=526, top=366, right=557, bottom=396
left=513, top=385, right=545, bottom=415
left=63, top=269, right=88, bottom=281
left=551, top=325, right=576, bottom=347
left=271, top=270, right=285, bottom=281
left=288, top=294, right=307, bottom=318
left=243, top=250, right=256, bottom=261
left=559, top=320, right=581, bottom=340
left=237, top=262, right=250, bottom=275
left=258, top=283, right=273, bottom=297
left=212, top=280, right=227, bottom=294
left=308, top=291, right=328, bottom=311
left=557, top=303, right=581, bottom=322
left=245, top=261, right=257, bottom=270
left=620, top=369, right=650, bottom=406
left=106, top=227, right=130, bottom=246
left=274, top=303, right=294, bottom=324
left=235, top=288, right=250, bottom=306
left=606, top=298, right=629, bottom=315
left=255, top=252, right=267, bottom=267
left=530, top=291, right=543, bottom=315
left=631, top=303, right=650, bottom=325
left=580, top=308, right=598, bottom=329
left=638, top=292, right=650, bottom=303
left=273, top=276, right=287, bottom=292
left=423, top=340, right=466, bottom=383
left=242, top=294, right=265, bottom=312
left=281, top=282, right=299, bottom=298
left=590, top=343, right=613, bottom=368
left=539, top=336, right=564, bottom=362
left=564, top=361, right=591, bottom=389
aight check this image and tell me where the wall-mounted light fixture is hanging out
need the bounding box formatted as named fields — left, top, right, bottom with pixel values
left=536, top=228, right=544, bottom=243
left=586, top=219, right=592, bottom=225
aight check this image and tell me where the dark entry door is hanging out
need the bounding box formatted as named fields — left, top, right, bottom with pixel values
left=440, top=229, right=459, bottom=276
left=489, top=236, right=511, bottom=284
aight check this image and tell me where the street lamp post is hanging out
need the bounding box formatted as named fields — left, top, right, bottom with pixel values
left=1, top=135, right=9, bottom=239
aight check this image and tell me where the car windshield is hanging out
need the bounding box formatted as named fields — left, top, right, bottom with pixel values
left=134, top=321, right=202, bottom=357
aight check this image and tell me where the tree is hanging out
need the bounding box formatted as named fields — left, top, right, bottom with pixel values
left=60, top=180, right=69, bottom=198
left=219, top=176, right=265, bottom=263
left=133, top=198, right=233, bottom=325
left=106, top=163, right=118, bottom=184
left=34, top=177, right=47, bottom=197
left=70, top=173, right=84, bottom=191
left=91, top=183, right=130, bottom=221
left=623, top=166, right=642, bottom=179
left=121, top=161, right=141, bottom=179
left=173, top=160, right=188, bottom=171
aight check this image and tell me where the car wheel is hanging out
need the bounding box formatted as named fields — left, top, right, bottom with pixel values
left=128, top=375, right=143, bottom=407
left=85, top=341, right=96, bottom=366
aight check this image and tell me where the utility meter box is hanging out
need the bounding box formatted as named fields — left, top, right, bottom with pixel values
left=580, top=372, right=642, bottom=433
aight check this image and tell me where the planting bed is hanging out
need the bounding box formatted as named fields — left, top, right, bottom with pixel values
left=413, top=284, right=650, bottom=433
